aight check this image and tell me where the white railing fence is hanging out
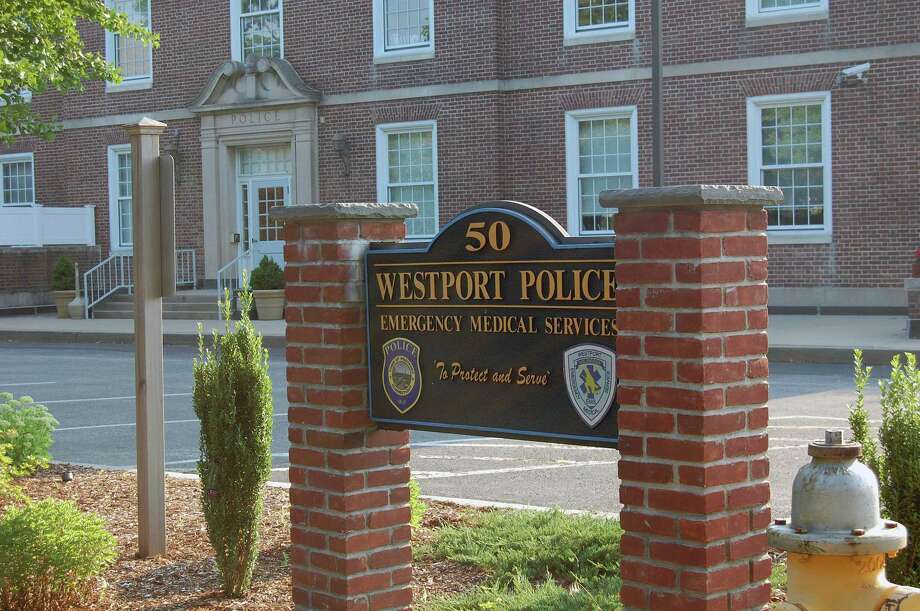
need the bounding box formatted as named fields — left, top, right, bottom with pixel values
left=216, top=250, right=252, bottom=319
left=83, top=248, right=198, bottom=318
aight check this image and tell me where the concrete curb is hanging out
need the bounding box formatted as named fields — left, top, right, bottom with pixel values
left=769, top=346, right=920, bottom=366
left=1, top=330, right=285, bottom=349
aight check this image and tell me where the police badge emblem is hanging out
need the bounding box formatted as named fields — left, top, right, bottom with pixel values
left=563, top=344, right=616, bottom=428
left=382, top=337, right=423, bottom=414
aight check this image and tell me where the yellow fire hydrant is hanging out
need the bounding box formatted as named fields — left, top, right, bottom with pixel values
left=769, top=430, right=920, bottom=611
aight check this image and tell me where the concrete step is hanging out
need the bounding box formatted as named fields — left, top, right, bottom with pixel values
left=105, top=292, right=217, bottom=305
left=93, top=310, right=220, bottom=320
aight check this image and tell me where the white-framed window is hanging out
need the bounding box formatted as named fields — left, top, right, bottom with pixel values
left=0, top=153, right=35, bottom=206
left=105, top=0, right=153, bottom=92
left=230, top=0, right=284, bottom=62
left=376, top=121, right=438, bottom=239
left=563, top=0, right=635, bottom=46
left=565, top=107, right=638, bottom=236
left=107, top=145, right=134, bottom=250
left=372, top=0, right=435, bottom=64
left=747, top=92, right=832, bottom=243
left=745, top=0, right=828, bottom=27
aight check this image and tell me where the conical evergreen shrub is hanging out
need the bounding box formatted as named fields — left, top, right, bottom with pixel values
left=193, top=287, right=273, bottom=597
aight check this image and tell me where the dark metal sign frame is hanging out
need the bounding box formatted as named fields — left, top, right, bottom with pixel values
left=365, top=201, right=618, bottom=448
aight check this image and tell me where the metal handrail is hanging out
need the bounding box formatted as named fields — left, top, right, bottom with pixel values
left=83, top=248, right=198, bottom=318
left=83, top=252, right=133, bottom=319
left=216, top=249, right=252, bottom=318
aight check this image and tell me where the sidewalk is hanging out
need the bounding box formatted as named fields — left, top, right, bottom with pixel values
left=768, top=315, right=919, bottom=365
left=0, top=314, right=285, bottom=348
left=0, top=313, right=917, bottom=363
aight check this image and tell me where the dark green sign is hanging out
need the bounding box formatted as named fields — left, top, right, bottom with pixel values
left=365, top=201, right=618, bottom=447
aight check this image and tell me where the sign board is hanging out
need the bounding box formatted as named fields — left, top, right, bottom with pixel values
left=365, top=201, right=618, bottom=447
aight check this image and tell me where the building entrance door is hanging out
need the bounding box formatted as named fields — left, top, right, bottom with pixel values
left=240, top=176, right=289, bottom=278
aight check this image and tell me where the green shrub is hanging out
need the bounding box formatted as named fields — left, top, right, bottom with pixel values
left=422, top=573, right=621, bottom=611
left=0, top=443, right=25, bottom=508
left=194, top=288, right=273, bottom=597
left=0, top=393, right=59, bottom=477
left=0, top=499, right=117, bottom=610
left=250, top=256, right=284, bottom=291
left=421, top=509, right=622, bottom=586
left=849, top=349, right=920, bottom=586
left=410, top=479, right=426, bottom=529
left=51, top=257, right=75, bottom=292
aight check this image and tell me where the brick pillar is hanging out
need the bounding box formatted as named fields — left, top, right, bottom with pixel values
left=601, top=185, right=783, bottom=611
left=274, top=203, right=418, bottom=611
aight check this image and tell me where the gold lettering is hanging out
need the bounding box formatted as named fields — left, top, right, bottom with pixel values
left=376, top=273, right=397, bottom=300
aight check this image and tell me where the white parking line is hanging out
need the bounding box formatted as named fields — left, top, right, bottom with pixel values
left=0, top=381, right=57, bottom=387
left=40, top=387, right=285, bottom=405
left=413, top=460, right=619, bottom=480
left=56, top=412, right=288, bottom=432
left=415, top=455, right=522, bottom=462
left=413, top=442, right=613, bottom=451
left=43, top=392, right=192, bottom=405
left=165, top=452, right=289, bottom=466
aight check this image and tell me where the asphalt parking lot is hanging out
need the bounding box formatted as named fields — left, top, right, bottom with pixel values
left=0, top=340, right=880, bottom=517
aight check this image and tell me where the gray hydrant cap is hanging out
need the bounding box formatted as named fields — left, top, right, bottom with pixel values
left=768, top=430, right=907, bottom=556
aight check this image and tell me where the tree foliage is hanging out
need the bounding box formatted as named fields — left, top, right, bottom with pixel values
left=193, top=288, right=273, bottom=597
left=849, top=349, right=920, bottom=586
left=0, top=0, right=158, bottom=142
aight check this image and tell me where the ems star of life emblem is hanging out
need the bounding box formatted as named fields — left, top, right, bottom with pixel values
left=382, top=337, right=423, bottom=414
left=563, top=344, right=617, bottom=429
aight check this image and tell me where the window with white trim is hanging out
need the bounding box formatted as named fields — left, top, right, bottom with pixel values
left=0, top=154, right=35, bottom=206
left=747, top=92, right=832, bottom=239
left=565, top=107, right=638, bottom=236
left=563, top=0, right=635, bottom=45
left=745, top=0, right=828, bottom=27
left=108, top=146, right=134, bottom=249
left=231, top=0, right=284, bottom=61
left=376, top=121, right=438, bottom=239
left=372, top=0, right=434, bottom=63
left=105, top=0, right=152, bottom=91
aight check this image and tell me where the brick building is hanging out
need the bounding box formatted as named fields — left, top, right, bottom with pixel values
left=1, top=0, right=917, bottom=313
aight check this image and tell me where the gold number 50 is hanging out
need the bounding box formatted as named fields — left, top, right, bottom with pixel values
left=465, top=221, right=511, bottom=252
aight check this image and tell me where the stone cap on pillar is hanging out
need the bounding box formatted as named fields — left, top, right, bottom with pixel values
left=123, top=117, right=168, bottom=136
left=600, top=184, right=784, bottom=210
left=270, top=202, right=418, bottom=224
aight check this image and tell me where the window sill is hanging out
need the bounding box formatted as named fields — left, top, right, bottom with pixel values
left=106, top=79, right=153, bottom=93
left=563, top=27, right=635, bottom=47
left=373, top=47, right=435, bottom=65
left=745, top=7, right=829, bottom=28
left=767, top=230, right=832, bottom=245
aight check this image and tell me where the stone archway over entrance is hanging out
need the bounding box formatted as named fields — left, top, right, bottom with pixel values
left=191, top=57, right=321, bottom=284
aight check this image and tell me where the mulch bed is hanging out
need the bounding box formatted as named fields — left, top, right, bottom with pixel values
left=14, top=465, right=487, bottom=610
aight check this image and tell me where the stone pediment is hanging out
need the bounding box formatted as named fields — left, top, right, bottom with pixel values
left=191, top=57, right=320, bottom=113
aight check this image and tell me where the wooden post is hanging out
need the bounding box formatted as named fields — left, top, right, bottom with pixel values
left=126, top=118, right=168, bottom=558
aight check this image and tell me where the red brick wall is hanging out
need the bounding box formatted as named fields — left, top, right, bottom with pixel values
left=0, top=246, right=101, bottom=304
left=0, top=121, right=204, bottom=284
left=664, top=0, right=920, bottom=65
left=3, top=0, right=918, bottom=296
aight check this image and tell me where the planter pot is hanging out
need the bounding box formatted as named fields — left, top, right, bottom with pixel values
left=53, top=290, right=76, bottom=319
left=253, top=289, right=285, bottom=321
left=913, top=260, right=920, bottom=278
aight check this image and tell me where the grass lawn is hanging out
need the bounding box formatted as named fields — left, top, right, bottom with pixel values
left=416, top=509, right=623, bottom=610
